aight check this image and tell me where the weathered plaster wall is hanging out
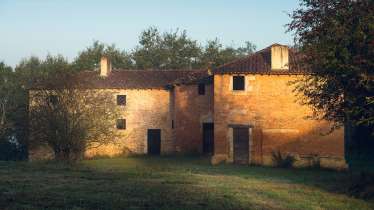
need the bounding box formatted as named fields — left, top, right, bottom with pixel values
left=213, top=74, right=345, bottom=168
left=174, top=84, right=213, bottom=154
left=29, top=89, right=175, bottom=160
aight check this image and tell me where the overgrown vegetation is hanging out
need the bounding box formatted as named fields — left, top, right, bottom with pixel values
left=0, top=157, right=372, bottom=210
left=271, top=150, right=296, bottom=168
left=288, top=0, right=374, bottom=165
left=73, top=27, right=256, bottom=70
left=27, top=56, right=122, bottom=161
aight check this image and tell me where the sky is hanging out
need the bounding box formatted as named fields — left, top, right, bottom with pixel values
left=0, top=0, right=300, bottom=67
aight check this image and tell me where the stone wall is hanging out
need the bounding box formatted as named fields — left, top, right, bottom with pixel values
left=29, top=88, right=175, bottom=160
left=174, top=84, right=213, bottom=154
left=213, top=74, right=345, bottom=168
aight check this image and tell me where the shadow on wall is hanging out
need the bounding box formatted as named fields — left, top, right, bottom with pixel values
left=259, top=123, right=345, bottom=170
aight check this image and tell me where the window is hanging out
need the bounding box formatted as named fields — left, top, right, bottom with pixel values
left=233, top=76, right=245, bottom=91
left=198, top=83, right=205, bottom=95
left=117, top=95, right=126, bottom=106
left=116, top=119, right=126, bottom=129
left=47, top=95, right=58, bottom=105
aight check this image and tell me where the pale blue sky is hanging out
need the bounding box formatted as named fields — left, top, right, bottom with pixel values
left=0, top=0, right=300, bottom=67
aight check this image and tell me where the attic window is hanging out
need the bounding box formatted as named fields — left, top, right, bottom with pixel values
left=198, top=83, right=205, bottom=95
left=116, top=119, right=126, bottom=130
left=233, top=76, right=245, bottom=91
left=117, top=95, right=126, bottom=106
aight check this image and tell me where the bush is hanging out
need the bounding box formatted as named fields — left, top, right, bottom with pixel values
left=271, top=150, right=295, bottom=168
left=349, top=172, right=374, bottom=199
left=0, top=140, right=27, bottom=161
left=309, top=154, right=321, bottom=169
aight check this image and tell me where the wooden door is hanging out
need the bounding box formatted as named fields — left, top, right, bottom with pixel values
left=233, top=128, right=249, bottom=164
left=147, top=129, right=161, bottom=155
left=203, top=123, right=214, bottom=155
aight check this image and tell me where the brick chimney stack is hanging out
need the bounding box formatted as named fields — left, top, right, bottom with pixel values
left=271, top=44, right=289, bottom=71
left=100, top=56, right=112, bottom=77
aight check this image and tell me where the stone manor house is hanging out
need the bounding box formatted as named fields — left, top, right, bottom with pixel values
left=30, top=44, right=345, bottom=168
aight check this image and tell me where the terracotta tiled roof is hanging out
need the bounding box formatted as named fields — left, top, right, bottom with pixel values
left=214, top=44, right=306, bottom=74
left=78, top=69, right=210, bottom=89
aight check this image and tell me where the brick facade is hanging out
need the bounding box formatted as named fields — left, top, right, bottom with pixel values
left=174, top=84, right=213, bottom=154
left=212, top=74, right=345, bottom=168
left=29, top=44, right=346, bottom=169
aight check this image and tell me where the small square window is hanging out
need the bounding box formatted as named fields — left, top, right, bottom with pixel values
left=117, top=95, right=126, bottom=106
left=233, top=76, right=245, bottom=91
left=47, top=95, right=58, bottom=105
left=198, top=83, right=205, bottom=95
left=116, top=119, right=126, bottom=129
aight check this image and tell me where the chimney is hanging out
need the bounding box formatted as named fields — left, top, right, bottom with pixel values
left=271, top=44, right=289, bottom=71
left=100, top=56, right=112, bottom=77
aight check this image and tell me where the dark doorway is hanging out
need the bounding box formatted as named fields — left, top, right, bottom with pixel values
left=203, top=123, right=214, bottom=155
left=147, top=129, right=161, bottom=155
left=233, top=127, right=249, bottom=164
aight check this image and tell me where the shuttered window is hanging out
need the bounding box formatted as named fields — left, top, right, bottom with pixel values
left=198, top=83, right=205, bottom=95
left=116, top=119, right=126, bottom=129
left=117, top=95, right=126, bottom=106
left=233, top=76, right=245, bottom=90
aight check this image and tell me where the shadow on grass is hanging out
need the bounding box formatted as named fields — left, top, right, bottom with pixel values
left=0, top=158, right=282, bottom=210
left=0, top=156, right=372, bottom=210
left=83, top=156, right=359, bottom=199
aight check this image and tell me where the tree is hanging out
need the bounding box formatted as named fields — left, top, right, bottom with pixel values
left=132, top=27, right=201, bottom=69
left=73, top=41, right=133, bottom=71
left=236, top=41, right=257, bottom=57
left=29, top=56, right=121, bottom=161
left=0, top=62, right=28, bottom=160
left=288, top=0, right=374, bottom=164
left=0, top=62, right=15, bottom=141
left=200, top=39, right=256, bottom=69
left=133, top=27, right=256, bottom=70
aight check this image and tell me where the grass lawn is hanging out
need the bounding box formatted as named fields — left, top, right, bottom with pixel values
left=0, top=156, right=373, bottom=210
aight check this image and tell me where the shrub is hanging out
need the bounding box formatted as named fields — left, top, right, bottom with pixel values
left=271, top=150, right=295, bottom=168
left=0, top=139, right=27, bottom=161
left=309, top=154, right=321, bottom=169
left=349, top=172, right=374, bottom=200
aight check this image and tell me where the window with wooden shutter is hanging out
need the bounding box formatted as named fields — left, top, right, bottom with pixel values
left=233, top=76, right=245, bottom=91
left=198, top=83, right=205, bottom=95
left=117, top=95, right=126, bottom=106
left=116, top=119, right=126, bottom=129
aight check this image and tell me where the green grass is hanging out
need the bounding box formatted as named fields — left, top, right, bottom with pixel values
left=0, top=156, right=373, bottom=210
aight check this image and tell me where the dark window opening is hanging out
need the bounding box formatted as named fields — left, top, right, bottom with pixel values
left=47, top=95, right=58, bottom=105
left=117, top=95, right=126, bottom=106
left=116, top=119, right=126, bottom=129
left=198, top=83, right=205, bottom=95
left=233, top=76, right=245, bottom=91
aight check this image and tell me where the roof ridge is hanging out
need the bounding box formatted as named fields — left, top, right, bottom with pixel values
left=214, top=43, right=292, bottom=71
left=111, top=69, right=206, bottom=72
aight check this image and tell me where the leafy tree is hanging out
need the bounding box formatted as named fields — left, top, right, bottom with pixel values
left=200, top=39, right=256, bottom=69
left=29, top=56, right=121, bottom=161
left=133, top=27, right=256, bottom=70
left=133, top=27, right=201, bottom=69
left=0, top=62, right=15, bottom=141
left=73, top=41, right=133, bottom=71
left=288, top=0, right=374, bottom=163
left=236, top=41, right=257, bottom=57
left=0, top=62, right=28, bottom=160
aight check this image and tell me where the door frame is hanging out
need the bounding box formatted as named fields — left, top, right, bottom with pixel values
left=147, top=129, right=161, bottom=155
left=228, top=124, right=253, bottom=164
left=202, top=123, right=214, bottom=155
